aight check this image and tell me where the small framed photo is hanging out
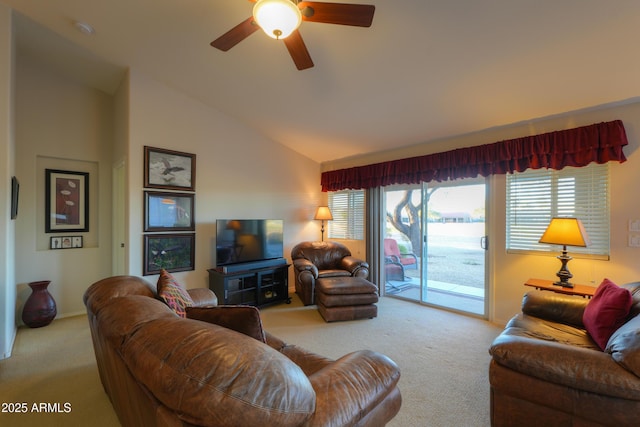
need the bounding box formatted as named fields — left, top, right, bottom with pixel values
left=50, top=235, right=83, bottom=249
left=62, top=236, right=73, bottom=248
left=144, top=191, right=195, bottom=232
left=45, top=169, right=89, bottom=233
left=50, top=237, right=62, bottom=249
left=144, top=146, right=196, bottom=191
left=143, top=233, right=195, bottom=275
left=72, top=236, right=83, bottom=248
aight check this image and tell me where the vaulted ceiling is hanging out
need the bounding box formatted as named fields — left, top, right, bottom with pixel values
left=5, top=0, right=640, bottom=163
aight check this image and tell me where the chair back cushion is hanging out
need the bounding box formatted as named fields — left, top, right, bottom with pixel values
left=291, top=241, right=351, bottom=270
left=384, top=239, right=400, bottom=258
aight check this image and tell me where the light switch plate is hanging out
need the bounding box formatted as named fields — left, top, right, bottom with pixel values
left=629, top=234, right=640, bottom=247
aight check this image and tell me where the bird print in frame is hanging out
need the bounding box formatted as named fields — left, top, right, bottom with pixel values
left=144, top=146, right=196, bottom=191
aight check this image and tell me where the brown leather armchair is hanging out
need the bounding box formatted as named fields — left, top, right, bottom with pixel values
left=291, top=241, right=369, bottom=305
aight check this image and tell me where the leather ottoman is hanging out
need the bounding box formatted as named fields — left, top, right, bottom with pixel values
left=315, top=277, right=379, bottom=322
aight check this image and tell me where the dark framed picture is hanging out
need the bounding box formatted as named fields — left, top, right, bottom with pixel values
left=10, top=176, right=19, bottom=220
left=45, top=169, right=89, bottom=233
left=144, top=146, right=196, bottom=191
left=143, top=233, right=195, bottom=275
left=144, top=191, right=195, bottom=232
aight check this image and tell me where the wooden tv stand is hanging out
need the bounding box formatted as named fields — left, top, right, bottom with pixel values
left=207, top=263, right=291, bottom=308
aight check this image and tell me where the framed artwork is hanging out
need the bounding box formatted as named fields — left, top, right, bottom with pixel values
left=50, top=236, right=83, bottom=249
left=143, top=233, right=195, bottom=275
left=144, top=146, right=196, bottom=191
left=45, top=169, right=89, bottom=233
left=144, top=191, right=195, bottom=232
left=10, top=176, right=19, bottom=220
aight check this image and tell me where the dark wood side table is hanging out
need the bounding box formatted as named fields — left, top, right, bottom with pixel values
left=524, top=278, right=597, bottom=299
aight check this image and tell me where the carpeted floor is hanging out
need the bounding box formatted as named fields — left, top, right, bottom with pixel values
left=0, top=294, right=502, bottom=426
left=261, top=295, right=502, bottom=427
left=0, top=311, right=119, bottom=426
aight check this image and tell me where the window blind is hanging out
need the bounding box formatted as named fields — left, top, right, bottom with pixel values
left=506, top=163, right=609, bottom=258
left=328, top=190, right=365, bottom=240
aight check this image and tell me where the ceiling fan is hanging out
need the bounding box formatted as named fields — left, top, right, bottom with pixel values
left=211, top=0, right=375, bottom=70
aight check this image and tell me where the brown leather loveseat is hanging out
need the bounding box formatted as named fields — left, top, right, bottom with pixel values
left=84, top=275, right=401, bottom=426
left=291, top=241, right=369, bottom=305
left=489, top=282, right=640, bottom=426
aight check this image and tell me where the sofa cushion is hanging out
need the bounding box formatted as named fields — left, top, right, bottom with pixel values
left=583, top=278, right=633, bottom=350
left=186, top=305, right=266, bottom=343
left=157, top=269, right=194, bottom=318
left=606, top=315, right=640, bottom=377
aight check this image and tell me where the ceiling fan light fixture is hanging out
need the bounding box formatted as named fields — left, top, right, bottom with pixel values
left=253, top=0, right=302, bottom=40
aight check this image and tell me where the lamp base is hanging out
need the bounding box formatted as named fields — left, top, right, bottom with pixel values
left=553, top=249, right=574, bottom=288
left=552, top=280, right=574, bottom=288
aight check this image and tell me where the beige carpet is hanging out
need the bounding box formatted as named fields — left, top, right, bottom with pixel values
left=0, top=294, right=502, bottom=426
left=0, top=312, right=119, bottom=426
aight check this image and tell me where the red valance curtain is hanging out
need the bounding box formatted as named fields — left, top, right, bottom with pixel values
left=321, top=120, right=628, bottom=192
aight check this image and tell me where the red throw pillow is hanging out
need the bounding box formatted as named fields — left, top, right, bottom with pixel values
left=157, top=269, right=194, bottom=318
left=583, top=278, right=633, bottom=350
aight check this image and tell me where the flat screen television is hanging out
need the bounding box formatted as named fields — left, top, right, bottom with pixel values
left=216, top=219, right=284, bottom=267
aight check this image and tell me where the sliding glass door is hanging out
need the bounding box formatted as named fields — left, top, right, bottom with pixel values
left=383, top=179, right=487, bottom=316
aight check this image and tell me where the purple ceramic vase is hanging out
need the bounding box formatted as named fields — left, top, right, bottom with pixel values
left=22, top=280, right=57, bottom=328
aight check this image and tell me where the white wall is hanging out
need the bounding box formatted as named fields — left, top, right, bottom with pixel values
left=14, top=52, right=114, bottom=320
left=323, top=100, right=640, bottom=325
left=125, top=69, right=322, bottom=290
left=10, top=59, right=324, bottom=324
left=0, top=4, right=16, bottom=358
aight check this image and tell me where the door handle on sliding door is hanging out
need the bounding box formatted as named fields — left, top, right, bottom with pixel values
left=480, top=236, right=488, bottom=250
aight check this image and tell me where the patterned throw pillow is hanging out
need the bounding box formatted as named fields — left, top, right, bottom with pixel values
left=157, top=269, right=194, bottom=318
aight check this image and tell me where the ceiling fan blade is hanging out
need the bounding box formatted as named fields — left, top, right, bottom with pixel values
left=211, top=17, right=259, bottom=51
left=298, top=2, right=375, bottom=27
left=283, top=30, right=314, bottom=70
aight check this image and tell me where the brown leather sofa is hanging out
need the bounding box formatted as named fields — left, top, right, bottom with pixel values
left=489, top=283, right=640, bottom=427
left=84, top=275, right=401, bottom=427
left=291, top=241, right=369, bottom=305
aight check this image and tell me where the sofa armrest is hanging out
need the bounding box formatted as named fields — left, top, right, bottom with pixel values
left=522, top=290, right=588, bottom=327
left=341, top=256, right=369, bottom=276
left=187, top=287, right=218, bottom=307
left=308, top=350, right=401, bottom=426
left=265, top=332, right=334, bottom=376
left=490, top=334, right=640, bottom=399
left=293, top=259, right=319, bottom=277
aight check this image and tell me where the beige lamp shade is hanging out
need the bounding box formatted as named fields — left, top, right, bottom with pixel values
left=314, top=206, right=333, bottom=221
left=539, top=217, right=590, bottom=247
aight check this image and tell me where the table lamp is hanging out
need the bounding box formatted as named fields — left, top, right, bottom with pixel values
left=314, top=206, right=333, bottom=242
left=538, top=217, right=590, bottom=288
